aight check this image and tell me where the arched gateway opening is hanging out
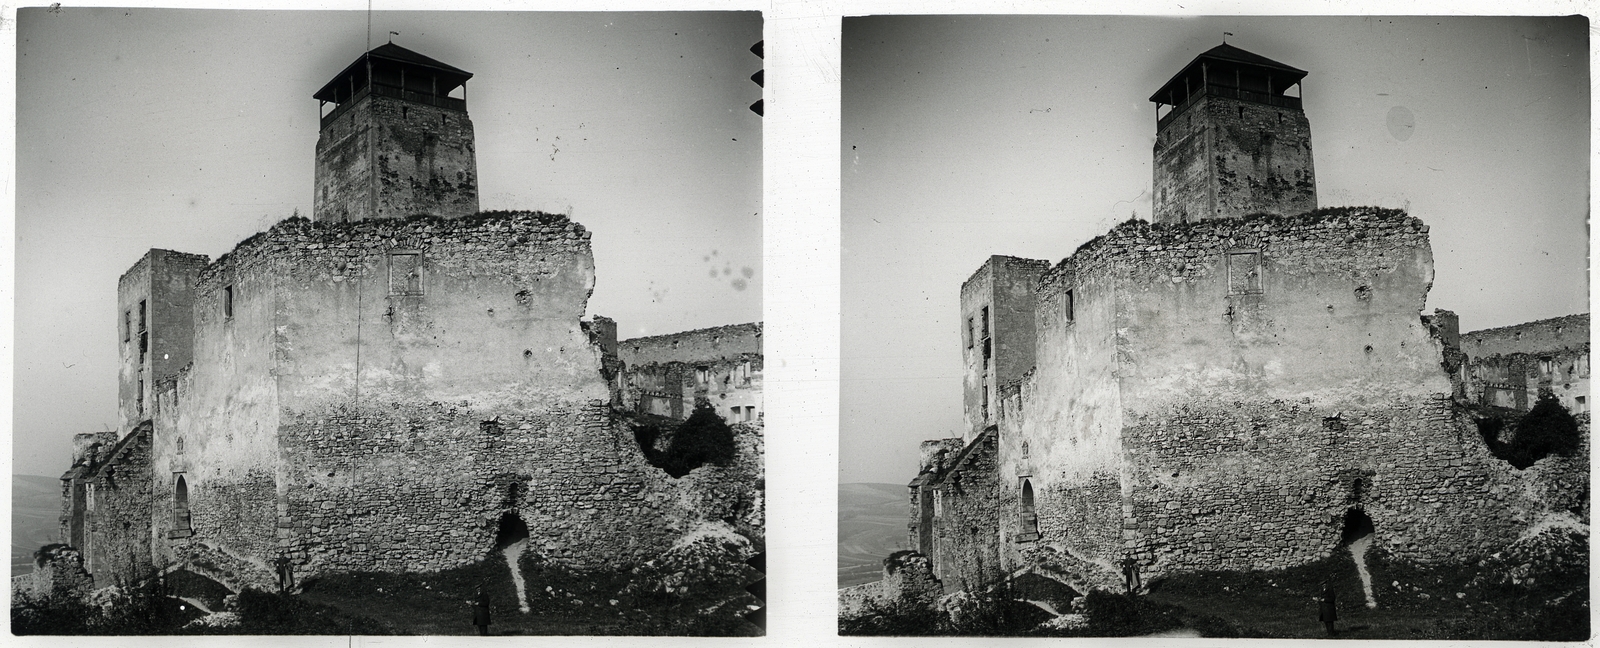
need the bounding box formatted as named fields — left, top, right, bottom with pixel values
left=494, top=511, right=529, bottom=550
left=1339, top=508, right=1375, bottom=545
left=1339, top=508, right=1378, bottom=609
left=493, top=511, right=533, bottom=614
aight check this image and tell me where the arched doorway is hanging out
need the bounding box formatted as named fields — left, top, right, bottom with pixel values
left=494, top=511, right=529, bottom=551
left=1339, top=508, right=1374, bottom=545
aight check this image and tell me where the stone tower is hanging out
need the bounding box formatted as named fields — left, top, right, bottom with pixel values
left=1149, top=43, right=1316, bottom=224
left=313, top=43, right=480, bottom=223
left=116, top=249, right=209, bottom=431
left=959, top=255, right=1049, bottom=439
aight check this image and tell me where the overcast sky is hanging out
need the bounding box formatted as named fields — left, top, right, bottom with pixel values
left=841, top=15, right=1589, bottom=485
left=13, top=9, right=762, bottom=477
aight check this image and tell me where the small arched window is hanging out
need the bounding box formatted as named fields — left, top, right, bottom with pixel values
left=174, top=475, right=191, bottom=531
left=1020, top=479, right=1039, bottom=538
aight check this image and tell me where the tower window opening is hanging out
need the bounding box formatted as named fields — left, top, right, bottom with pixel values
left=124, top=310, right=131, bottom=343
left=1065, top=289, right=1075, bottom=323
left=223, top=285, right=234, bottom=318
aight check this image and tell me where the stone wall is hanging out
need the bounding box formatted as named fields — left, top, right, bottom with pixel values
left=1003, top=208, right=1531, bottom=583
left=54, top=424, right=155, bottom=588
left=133, top=211, right=761, bottom=582
left=315, top=94, right=479, bottom=223
left=837, top=552, right=943, bottom=619
left=923, top=432, right=1004, bottom=593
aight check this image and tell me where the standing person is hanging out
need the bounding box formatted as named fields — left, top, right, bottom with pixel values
left=1318, top=580, right=1338, bottom=636
left=1120, top=556, right=1141, bottom=594
left=472, top=585, right=492, bottom=636
left=273, top=555, right=294, bottom=593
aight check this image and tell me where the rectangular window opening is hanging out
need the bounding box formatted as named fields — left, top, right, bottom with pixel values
left=1065, top=289, right=1075, bottom=323
left=1227, top=251, right=1263, bottom=295
left=223, top=285, right=234, bottom=318
left=388, top=252, right=425, bottom=296
left=124, top=311, right=131, bottom=343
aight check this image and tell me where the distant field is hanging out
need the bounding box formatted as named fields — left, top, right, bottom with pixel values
left=14, top=474, right=62, bottom=577
left=839, top=483, right=909, bottom=589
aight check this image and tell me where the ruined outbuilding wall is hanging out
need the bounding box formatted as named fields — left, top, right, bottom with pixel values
left=620, top=323, right=764, bottom=423
left=315, top=93, right=479, bottom=223
left=1462, top=314, right=1590, bottom=413
left=923, top=432, right=1004, bottom=593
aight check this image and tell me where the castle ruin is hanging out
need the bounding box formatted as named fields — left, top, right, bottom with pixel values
left=47, top=43, right=763, bottom=596
left=850, top=43, right=1589, bottom=608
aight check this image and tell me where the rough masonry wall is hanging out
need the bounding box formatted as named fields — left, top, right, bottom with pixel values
left=926, top=432, right=1005, bottom=593
left=314, top=95, right=479, bottom=223
left=1152, top=105, right=1214, bottom=224
left=1105, top=209, right=1513, bottom=575
left=1208, top=97, right=1315, bottom=220
left=78, top=425, right=154, bottom=587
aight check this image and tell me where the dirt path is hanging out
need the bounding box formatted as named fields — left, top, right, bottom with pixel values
left=1349, top=534, right=1377, bottom=609
left=503, top=538, right=531, bottom=613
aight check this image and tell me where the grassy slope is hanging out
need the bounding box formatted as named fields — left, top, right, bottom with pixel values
left=1142, top=542, right=1589, bottom=641
left=839, top=483, right=910, bottom=588
left=13, top=474, right=62, bottom=577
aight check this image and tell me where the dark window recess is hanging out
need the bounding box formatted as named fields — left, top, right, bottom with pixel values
left=138, top=300, right=147, bottom=330
left=124, top=311, right=131, bottom=343
left=1065, top=289, right=1075, bottom=323
left=480, top=418, right=503, bottom=435
left=981, top=306, right=992, bottom=367
left=1020, top=480, right=1039, bottom=538
left=224, top=285, right=234, bottom=318
left=137, top=378, right=145, bottom=415
left=172, top=475, right=191, bottom=533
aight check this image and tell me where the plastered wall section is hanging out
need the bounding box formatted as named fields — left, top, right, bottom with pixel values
left=315, top=94, right=479, bottom=223
left=1003, top=244, right=1127, bottom=571
left=1107, top=210, right=1519, bottom=574
left=1153, top=96, right=1315, bottom=224
left=155, top=233, right=284, bottom=573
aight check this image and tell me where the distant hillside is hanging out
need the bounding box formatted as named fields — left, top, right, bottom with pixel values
left=839, top=482, right=910, bottom=588
left=13, top=474, right=62, bottom=577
